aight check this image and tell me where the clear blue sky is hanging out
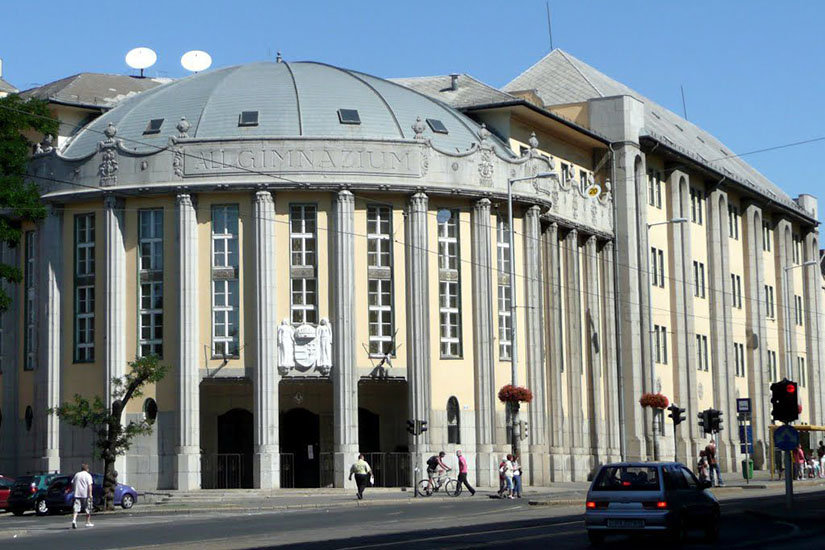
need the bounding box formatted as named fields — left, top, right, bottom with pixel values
left=4, top=1, right=823, bottom=219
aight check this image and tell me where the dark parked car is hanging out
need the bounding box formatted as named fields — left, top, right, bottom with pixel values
left=0, top=476, right=14, bottom=511
left=6, top=473, right=62, bottom=516
left=43, top=474, right=137, bottom=514
left=584, top=462, right=719, bottom=545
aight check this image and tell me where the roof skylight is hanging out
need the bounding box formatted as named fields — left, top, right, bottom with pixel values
left=143, top=118, right=164, bottom=135
left=337, top=109, right=361, bottom=125
left=426, top=118, right=448, bottom=134
left=239, top=111, right=259, bottom=127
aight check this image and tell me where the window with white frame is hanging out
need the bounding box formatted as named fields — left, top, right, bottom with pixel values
left=696, top=334, right=709, bottom=371
left=496, top=216, right=512, bottom=361
left=768, top=350, right=778, bottom=382
left=693, top=260, right=706, bottom=298
left=138, top=209, right=163, bottom=358
left=690, top=187, right=704, bottom=225
left=730, top=274, right=742, bottom=309
left=438, top=210, right=462, bottom=358
left=211, top=205, right=239, bottom=356
left=765, top=284, right=775, bottom=318
left=762, top=221, right=772, bottom=252
left=798, top=356, right=806, bottom=387
left=794, top=295, right=804, bottom=326
left=290, top=204, right=317, bottom=325
left=74, top=214, right=95, bottom=363
left=792, top=234, right=802, bottom=264
left=367, top=205, right=394, bottom=355
left=650, top=247, right=665, bottom=287
left=647, top=169, right=662, bottom=208
left=24, top=231, right=36, bottom=370
left=728, top=205, right=739, bottom=240
left=654, top=325, right=668, bottom=364
left=733, top=342, right=745, bottom=377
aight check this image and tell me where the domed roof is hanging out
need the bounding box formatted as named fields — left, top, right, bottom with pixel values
left=62, top=61, right=510, bottom=158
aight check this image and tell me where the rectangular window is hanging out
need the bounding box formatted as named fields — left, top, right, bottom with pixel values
left=654, top=325, right=668, bottom=364
left=497, top=217, right=512, bottom=361
left=74, top=214, right=95, bottom=362
left=795, top=295, right=804, bottom=326
left=792, top=234, right=802, bottom=264
left=647, top=170, right=662, bottom=208
left=690, top=187, right=704, bottom=225
left=768, top=350, right=778, bottom=382
left=798, top=356, right=806, bottom=388
left=730, top=274, right=742, bottom=309
left=438, top=210, right=462, bottom=358
left=138, top=209, right=163, bottom=358
left=212, top=206, right=239, bottom=356
left=367, top=205, right=392, bottom=268
left=733, top=342, right=745, bottom=377
left=728, top=205, right=739, bottom=240
left=693, top=260, right=706, bottom=298
left=290, top=205, right=317, bottom=324
left=367, top=206, right=394, bottom=355
left=764, top=284, right=775, bottom=319
left=762, top=221, right=772, bottom=252
left=650, top=247, right=665, bottom=288
left=696, top=334, right=709, bottom=371
left=368, top=279, right=393, bottom=355
left=24, top=231, right=37, bottom=370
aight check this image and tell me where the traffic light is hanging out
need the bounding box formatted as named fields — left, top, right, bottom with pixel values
left=668, top=404, right=686, bottom=426
left=770, top=378, right=799, bottom=424
left=709, top=409, right=723, bottom=433
left=406, top=420, right=416, bottom=435
left=417, top=420, right=428, bottom=434
left=698, top=409, right=711, bottom=434
left=519, top=420, right=529, bottom=441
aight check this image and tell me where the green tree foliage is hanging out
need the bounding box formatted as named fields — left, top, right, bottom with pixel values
left=0, top=94, right=58, bottom=311
left=52, top=355, right=168, bottom=511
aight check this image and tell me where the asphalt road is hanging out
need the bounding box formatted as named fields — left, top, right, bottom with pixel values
left=3, top=487, right=825, bottom=549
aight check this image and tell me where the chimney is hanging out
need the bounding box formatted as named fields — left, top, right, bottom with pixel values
left=449, top=73, right=459, bottom=91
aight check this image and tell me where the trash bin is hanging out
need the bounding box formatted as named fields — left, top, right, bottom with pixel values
left=741, top=459, right=753, bottom=480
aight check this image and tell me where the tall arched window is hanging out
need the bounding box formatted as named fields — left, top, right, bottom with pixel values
left=447, top=397, right=460, bottom=444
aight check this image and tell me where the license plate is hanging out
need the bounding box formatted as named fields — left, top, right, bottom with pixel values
left=607, top=519, right=644, bottom=529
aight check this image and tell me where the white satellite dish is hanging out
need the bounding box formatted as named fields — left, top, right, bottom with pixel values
left=125, top=47, right=157, bottom=77
left=181, top=50, right=212, bottom=73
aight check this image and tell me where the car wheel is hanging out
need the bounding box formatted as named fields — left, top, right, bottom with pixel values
left=121, top=493, right=134, bottom=509
left=587, top=530, right=605, bottom=546
left=35, top=499, right=49, bottom=516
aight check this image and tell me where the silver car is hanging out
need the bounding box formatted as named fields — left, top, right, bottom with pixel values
left=584, top=462, right=719, bottom=545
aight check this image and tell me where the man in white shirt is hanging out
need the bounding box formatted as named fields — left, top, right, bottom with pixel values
left=71, top=463, right=94, bottom=529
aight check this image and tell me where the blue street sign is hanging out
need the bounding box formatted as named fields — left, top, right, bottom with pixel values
left=739, top=425, right=753, bottom=443
left=740, top=444, right=755, bottom=455
left=774, top=425, right=799, bottom=452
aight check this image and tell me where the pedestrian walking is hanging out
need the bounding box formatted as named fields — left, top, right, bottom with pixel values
left=794, top=444, right=806, bottom=480
left=71, top=463, right=94, bottom=529
left=697, top=450, right=709, bottom=483
left=817, top=441, right=825, bottom=478
left=705, top=439, right=724, bottom=487
left=499, top=454, right=515, bottom=499
left=348, top=454, right=372, bottom=500
left=455, top=450, right=475, bottom=496
left=512, top=455, right=523, bottom=498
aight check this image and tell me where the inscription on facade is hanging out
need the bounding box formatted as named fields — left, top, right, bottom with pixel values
left=185, top=146, right=421, bottom=177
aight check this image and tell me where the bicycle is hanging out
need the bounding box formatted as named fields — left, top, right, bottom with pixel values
left=417, top=470, right=460, bottom=497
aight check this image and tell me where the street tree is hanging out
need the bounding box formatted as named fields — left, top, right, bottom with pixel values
left=0, top=94, right=57, bottom=311
left=52, top=355, right=168, bottom=511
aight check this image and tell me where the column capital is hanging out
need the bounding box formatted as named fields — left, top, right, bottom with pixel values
left=409, top=192, right=428, bottom=210
left=103, top=194, right=123, bottom=209
left=176, top=193, right=194, bottom=207
left=336, top=189, right=355, bottom=203
left=526, top=204, right=542, bottom=218
left=254, top=190, right=274, bottom=204
left=474, top=197, right=491, bottom=210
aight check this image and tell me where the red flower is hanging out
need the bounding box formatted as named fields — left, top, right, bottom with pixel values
left=498, top=385, right=534, bottom=404
left=639, top=392, right=669, bottom=409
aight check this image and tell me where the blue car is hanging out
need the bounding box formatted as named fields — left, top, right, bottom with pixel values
left=43, top=474, right=137, bottom=514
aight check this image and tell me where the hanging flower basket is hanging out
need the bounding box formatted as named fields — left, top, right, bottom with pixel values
left=498, top=385, right=534, bottom=404
left=639, top=392, right=669, bottom=409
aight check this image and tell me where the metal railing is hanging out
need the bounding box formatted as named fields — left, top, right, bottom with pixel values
left=363, top=452, right=410, bottom=487
left=320, top=452, right=334, bottom=488
left=280, top=453, right=295, bottom=488
left=201, top=453, right=243, bottom=489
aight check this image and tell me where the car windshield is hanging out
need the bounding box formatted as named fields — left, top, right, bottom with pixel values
left=12, top=476, right=34, bottom=487
left=592, top=466, right=661, bottom=491
left=50, top=477, right=71, bottom=489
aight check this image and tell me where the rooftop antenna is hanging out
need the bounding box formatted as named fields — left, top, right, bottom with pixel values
left=125, top=47, right=157, bottom=78
left=181, top=50, right=212, bottom=73
left=681, top=85, right=688, bottom=120
left=546, top=2, right=554, bottom=51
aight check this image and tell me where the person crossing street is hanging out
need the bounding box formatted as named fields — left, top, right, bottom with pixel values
left=455, top=450, right=475, bottom=496
left=348, top=454, right=372, bottom=500
left=70, top=463, right=94, bottom=529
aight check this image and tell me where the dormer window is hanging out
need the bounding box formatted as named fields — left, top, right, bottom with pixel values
left=238, top=111, right=259, bottom=127
left=143, top=118, right=164, bottom=135
left=426, top=118, right=448, bottom=134
left=337, top=109, right=361, bottom=125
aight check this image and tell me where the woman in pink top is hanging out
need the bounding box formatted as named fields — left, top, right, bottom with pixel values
left=455, top=450, right=476, bottom=496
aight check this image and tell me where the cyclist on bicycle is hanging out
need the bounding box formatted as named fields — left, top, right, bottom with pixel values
left=426, top=451, right=451, bottom=491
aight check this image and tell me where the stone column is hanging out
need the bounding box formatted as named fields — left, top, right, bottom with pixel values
left=544, top=223, right=568, bottom=480
left=802, top=231, right=823, bottom=424
left=600, top=241, right=622, bottom=462
left=667, top=171, right=700, bottom=462
left=523, top=206, right=547, bottom=485
left=744, top=204, right=770, bottom=466
left=406, top=192, right=431, bottom=472
left=471, top=198, right=496, bottom=487
left=774, top=219, right=794, bottom=380
left=332, top=190, right=358, bottom=488
left=175, top=193, right=200, bottom=490
left=564, top=228, right=586, bottom=479
left=706, top=189, right=736, bottom=472
left=253, top=190, right=279, bottom=488
left=584, top=235, right=604, bottom=464
left=104, top=196, right=127, bottom=399
left=37, top=207, right=62, bottom=473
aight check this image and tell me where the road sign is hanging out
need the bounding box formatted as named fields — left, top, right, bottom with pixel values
left=736, top=398, right=751, bottom=414
left=774, top=425, right=799, bottom=451
left=738, top=425, right=753, bottom=444
left=740, top=443, right=755, bottom=455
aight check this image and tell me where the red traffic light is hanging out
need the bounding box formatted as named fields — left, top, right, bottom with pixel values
left=787, top=385, right=796, bottom=393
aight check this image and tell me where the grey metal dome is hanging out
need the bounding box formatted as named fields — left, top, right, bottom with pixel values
left=62, top=61, right=509, bottom=158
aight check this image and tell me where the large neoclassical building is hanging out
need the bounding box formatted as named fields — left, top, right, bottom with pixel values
left=0, top=50, right=822, bottom=489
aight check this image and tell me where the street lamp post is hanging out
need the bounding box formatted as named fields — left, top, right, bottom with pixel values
left=506, top=172, right=554, bottom=459
left=646, top=217, right=687, bottom=461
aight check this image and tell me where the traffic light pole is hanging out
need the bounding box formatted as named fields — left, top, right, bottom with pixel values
left=785, top=450, right=793, bottom=509
left=673, top=422, right=678, bottom=463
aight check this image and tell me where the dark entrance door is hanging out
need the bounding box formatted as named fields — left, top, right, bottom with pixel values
left=358, top=408, right=380, bottom=452
left=217, top=408, right=253, bottom=488
left=280, top=408, right=320, bottom=488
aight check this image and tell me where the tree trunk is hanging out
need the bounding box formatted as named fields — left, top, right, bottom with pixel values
left=103, top=456, right=116, bottom=511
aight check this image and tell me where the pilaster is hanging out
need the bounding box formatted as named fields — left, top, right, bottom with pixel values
left=775, top=219, right=794, bottom=379
left=802, top=231, right=823, bottom=424
left=544, top=223, right=568, bottom=480
left=175, top=193, right=200, bottom=490
left=253, top=190, right=280, bottom=488
left=104, top=196, right=126, bottom=401
left=584, top=235, right=604, bottom=465
left=600, top=241, right=622, bottom=462
left=332, top=190, right=358, bottom=488
left=564, top=228, right=587, bottom=479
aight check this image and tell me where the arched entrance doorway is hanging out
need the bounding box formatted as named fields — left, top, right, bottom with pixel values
left=217, top=408, right=253, bottom=488
left=358, top=408, right=380, bottom=452
left=281, top=408, right=320, bottom=488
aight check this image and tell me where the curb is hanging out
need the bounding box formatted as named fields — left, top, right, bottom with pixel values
left=528, top=499, right=582, bottom=507
left=0, top=530, right=28, bottom=540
